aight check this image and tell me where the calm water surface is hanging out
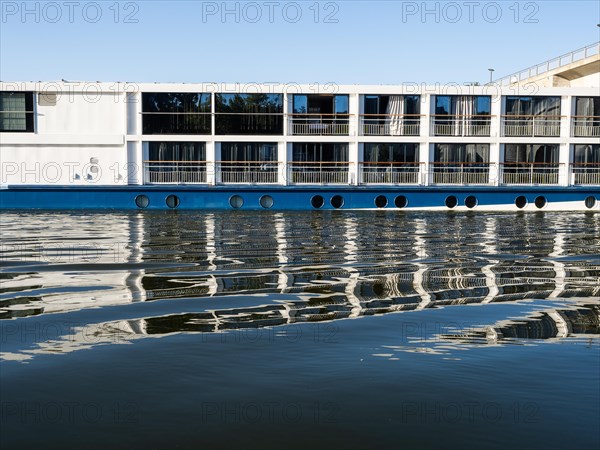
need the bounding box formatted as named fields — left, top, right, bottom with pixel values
left=1, top=211, right=599, bottom=449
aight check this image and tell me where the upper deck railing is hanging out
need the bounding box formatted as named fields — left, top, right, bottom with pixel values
left=493, top=42, right=600, bottom=86
left=288, top=114, right=351, bottom=136
left=359, top=114, right=421, bottom=136
left=571, top=116, right=600, bottom=137
left=431, top=115, right=492, bottom=137
left=502, top=115, right=562, bottom=137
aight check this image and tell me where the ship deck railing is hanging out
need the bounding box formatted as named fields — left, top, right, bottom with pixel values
left=215, top=161, right=280, bottom=184
left=430, top=115, right=492, bottom=137
left=571, top=116, right=600, bottom=137
left=359, top=162, right=423, bottom=185
left=287, top=162, right=351, bottom=184
left=571, top=163, right=600, bottom=185
left=499, top=163, right=562, bottom=185
left=359, top=114, right=421, bottom=136
left=144, top=161, right=208, bottom=184
left=501, top=115, right=562, bottom=137
left=288, top=114, right=351, bottom=136
left=429, top=162, right=493, bottom=185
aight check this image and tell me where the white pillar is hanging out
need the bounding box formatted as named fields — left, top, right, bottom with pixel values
left=278, top=141, right=287, bottom=185
left=559, top=96, right=571, bottom=186
left=420, top=93, right=432, bottom=185
left=207, top=141, right=217, bottom=185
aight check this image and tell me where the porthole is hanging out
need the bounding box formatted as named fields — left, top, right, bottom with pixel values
left=229, top=195, right=244, bottom=209
left=135, top=194, right=149, bottom=209
left=331, top=195, right=344, bottom=209
left=445, top=195, right=458, bottom=209
left=465, top=195, right=478, bottom=209
left=166, top=195, right=179, bottom=209
left=375, top=195, right=388, bottom=208
left=515, top=196, right=527, bottom=209
left=394, top=195, right=408, bottom=208
left=585, top=196, right=596, bottom=209
left=311, top=195, right=324, bottom=209
left=534, top=196, right=547, bottom=209
left=260, top=195, right=274, bottom=209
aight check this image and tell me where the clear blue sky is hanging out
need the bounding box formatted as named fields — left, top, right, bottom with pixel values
left=1, top=1, right=599, bottom=84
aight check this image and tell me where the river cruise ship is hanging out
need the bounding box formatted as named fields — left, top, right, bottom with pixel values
left=1, top=44, right=599, bottom=211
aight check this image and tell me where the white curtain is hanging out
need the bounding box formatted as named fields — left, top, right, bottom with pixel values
left=453, top=96, right=475, bottom=136
left=576, top=97, right=594, bottom=128
left=386, top=96, right=404, bottom=136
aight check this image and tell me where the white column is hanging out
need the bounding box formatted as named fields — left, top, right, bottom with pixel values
left=126, top=141, right=142, bottom=185
left=420, top=94, right=432, bottom=185
left=348, top=141, right=359, bottom=185
left=278, top=141, right=287, bottom=185
left=559, top=96, right=572, bottom=186
left=206, top=140, right=216, bottom=185
left=126, top=91, right=143, bottom=185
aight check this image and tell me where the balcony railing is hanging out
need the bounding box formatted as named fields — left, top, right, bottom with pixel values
left=216, top=161, right=279, bottom=184
left=288, top=114, right=350, bottom=136
left=431, top=115, right=491, bottom=137
left=144, top=161, right=207, bottom=184
left=359, top=162, right=422, bottom=184
left=571, top=117, right=600, bottom=137
left=287, top=162, right=350, bottom=184
left=571, top=163, right=600, bottom=185
left=430, top=162, right=492, bottom=185
left=500, top=163, right=561, bottom=185
left=359, top=115, right=421, bottom=136
left=502, top=115, right=561, bottom=137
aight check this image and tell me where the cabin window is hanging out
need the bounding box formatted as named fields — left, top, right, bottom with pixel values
left=145, top=142, right=206, bottom=184
left=0, top=92, right=34, bottom=132
left=215, top=94, right=283, bottom=135
left=219, top=142, right=278, bottom=183
left=142, top=93, right=211, bottom=134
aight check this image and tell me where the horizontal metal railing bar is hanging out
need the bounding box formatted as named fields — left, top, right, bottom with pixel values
left=360, top=113, right=423, bottom=117
left=359, top=162, right=424, bottom=165
left=501, top=114, right=565, bottom=118
left=431, top=114, right=494, bottom=118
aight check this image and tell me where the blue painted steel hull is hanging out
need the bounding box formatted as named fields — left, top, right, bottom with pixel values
left=1, top=185, right=599, bottom=211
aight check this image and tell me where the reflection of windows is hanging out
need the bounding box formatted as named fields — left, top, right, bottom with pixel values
left=220, top=142, right=277, bottom=162
left=142, top=93, right=211, bottom=134
left=292, top=94, right=349, bottom=115
left=504, top=144, right=559, bottom=164
left=505, top=96, right=560, bottom=116
left=149, top=142, right=205, bottom=162
left=364, top=143, right=418, bottom=164
left=434, top=144, right=489, bottom=163
left=575, top=97, right=600, bottom=117
left=435, top=96, right=490, bottom=116
left=0, top=92, right=34, bottom=132
left=573, top=144, right=600, bottom=164
left=216, top=94, right=283, bottom=135
left=292, top=143, right=348, bottom=163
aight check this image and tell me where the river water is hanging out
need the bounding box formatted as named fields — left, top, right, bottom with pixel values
left=1, top=211, right=599, bottom=449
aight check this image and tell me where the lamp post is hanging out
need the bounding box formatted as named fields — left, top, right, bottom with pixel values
left=488, top=68, right=495, bottom=84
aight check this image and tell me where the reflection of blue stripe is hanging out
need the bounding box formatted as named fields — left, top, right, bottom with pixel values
left=1, top=185, right=598, bottom=210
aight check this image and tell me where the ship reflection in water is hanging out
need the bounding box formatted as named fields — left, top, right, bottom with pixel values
left=1, top=211, right=598, bottom=360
